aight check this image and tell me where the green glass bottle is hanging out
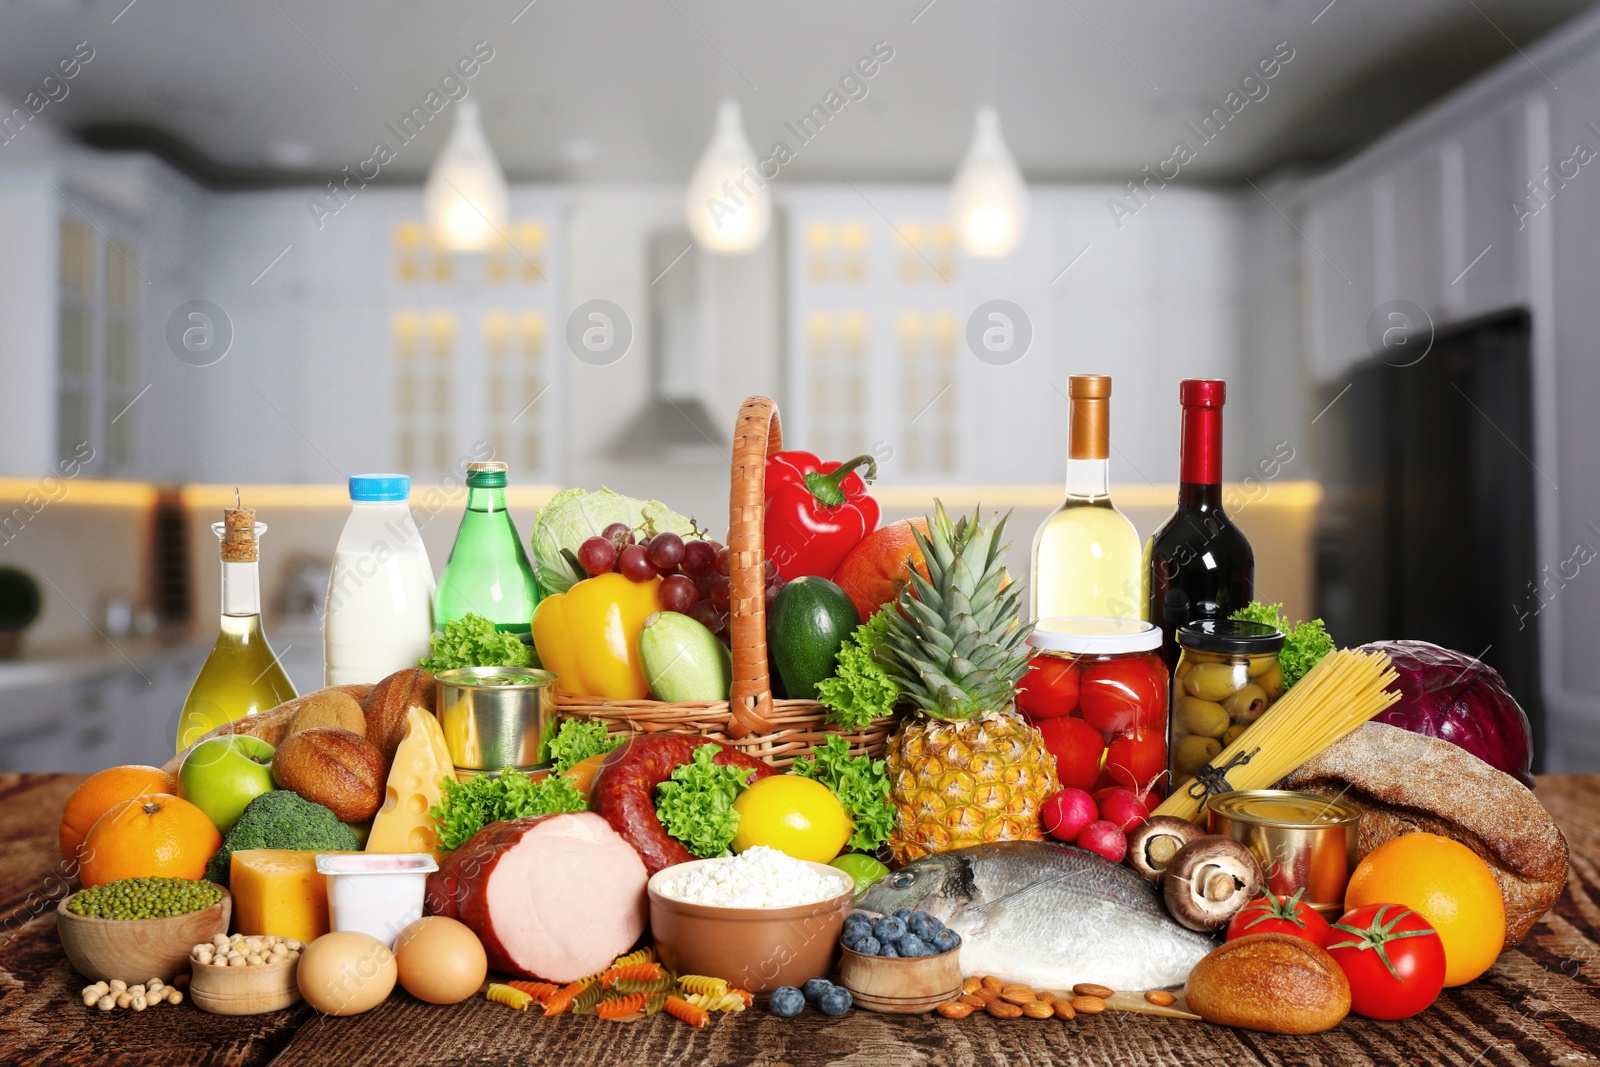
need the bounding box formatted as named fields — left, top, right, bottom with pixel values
left=434, top=461, right=540, bottom=635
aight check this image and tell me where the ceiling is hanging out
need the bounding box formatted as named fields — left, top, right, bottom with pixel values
left=0, top=0, right=1595, bottom=186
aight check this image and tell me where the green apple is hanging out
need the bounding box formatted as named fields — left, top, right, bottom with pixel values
left=179, top=735, right=276, bottom=833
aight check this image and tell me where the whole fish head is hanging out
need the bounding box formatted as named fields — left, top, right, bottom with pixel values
left=856, top=852, right=973, bottom=923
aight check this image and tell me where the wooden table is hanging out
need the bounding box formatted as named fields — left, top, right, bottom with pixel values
left=2, top=774, right=1597, bottom=1066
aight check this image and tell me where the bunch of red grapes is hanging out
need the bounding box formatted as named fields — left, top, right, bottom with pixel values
left=575, top=523, right=786, bottom=640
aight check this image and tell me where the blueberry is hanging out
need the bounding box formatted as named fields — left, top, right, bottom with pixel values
left=855, top=935, right=881, bottom=956
left=933, top=929, right=960, bottom=953
left=769, top=986, right=804, bottom=1017
left=803, top=977, right=834, bottom=1004
left=906, top=912, right=942, bottom=941
left=898, top=934, right=928, bottom=957
left=894, top=908, right=913, bottom=921
left=872, top=916, right=907, bottom=944
left=881, top=943, right=899, bottom=957
left=817, top=986, right=853, bottom=1016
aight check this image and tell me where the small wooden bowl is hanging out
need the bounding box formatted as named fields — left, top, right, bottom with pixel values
left=55, top=888, right=231, bottom=983
left=189, top=955, right=302, bottom=1015
left=838, top=945, right=964, bottom=1014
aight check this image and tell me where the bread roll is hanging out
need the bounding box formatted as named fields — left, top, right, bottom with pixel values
left=272, top=727, right=386, bottom=822
left=162, top=685, right=374, bottom=777
left=1283, top=721, right=1568, bottom=948
left=1185, top=934, right=1350, bottom=1034
left=364, top=669, right=437, bottom=762
left=288, top=691, right=367, bottom=738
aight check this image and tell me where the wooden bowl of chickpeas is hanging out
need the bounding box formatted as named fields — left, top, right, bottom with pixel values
left=187, top=933, right=304, bottom=1015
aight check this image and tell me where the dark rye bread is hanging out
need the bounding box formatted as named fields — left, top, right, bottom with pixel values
left=1282, top=721, right=1568, bottom=948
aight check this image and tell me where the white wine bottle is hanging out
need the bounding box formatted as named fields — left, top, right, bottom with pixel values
left=1030, top=374, right=1143, bottom=621
left=174, top=500, right=297, bottom=752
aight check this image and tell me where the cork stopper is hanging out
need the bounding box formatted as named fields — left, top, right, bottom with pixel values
left=221, top=489, right=258, bottom=563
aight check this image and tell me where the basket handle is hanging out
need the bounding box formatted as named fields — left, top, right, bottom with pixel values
left=726, top=396, right=783, bottom=738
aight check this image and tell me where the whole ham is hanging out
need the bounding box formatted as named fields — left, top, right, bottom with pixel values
left=425, top=812, right=648, bottom=982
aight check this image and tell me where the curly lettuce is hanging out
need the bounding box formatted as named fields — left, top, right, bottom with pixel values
left=1230, top=601, right=1335, bottom=689
left=420, top=613, right=532, bottom=672
left=654, top=744, right=755, bottom=859
left=815, top=608, right=901, bottom=731
left=792, top=735, right=895, bottom=853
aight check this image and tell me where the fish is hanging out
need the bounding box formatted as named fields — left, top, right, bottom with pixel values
left=855, top=840, right=1215, bottom=991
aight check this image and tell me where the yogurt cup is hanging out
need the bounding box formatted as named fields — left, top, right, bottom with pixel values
left=315, top=853, right=439, bottom=947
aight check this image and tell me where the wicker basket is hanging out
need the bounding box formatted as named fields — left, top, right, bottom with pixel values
left=555, top=395, right=899, bottom=768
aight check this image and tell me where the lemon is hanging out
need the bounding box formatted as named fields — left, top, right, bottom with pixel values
left=731, top=775, right=852, bottom=863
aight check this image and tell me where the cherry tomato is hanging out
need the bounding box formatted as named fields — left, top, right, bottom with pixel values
left=1016, top=656, right=1080, bottom=720
left=1326, top=904, right=1446, bottom=1020
left=1079, top=659, right=1165, bottom=733
left=1105, top=728, right=1167, bottom=793
left=1032, top=716, right=1104, bottom=791
left=1226, top=888, right=1332, bottom=946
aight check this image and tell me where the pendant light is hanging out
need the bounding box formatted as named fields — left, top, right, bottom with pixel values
left=950, top=106, right=1028, bottom=257
left=424, top=99, right=509, bottom=252
left=685, top=100, right=771, bottom=254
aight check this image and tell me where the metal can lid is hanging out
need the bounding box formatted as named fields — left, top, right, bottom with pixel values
left=1027, top=616, right=1162, bottom=655
left=1208, top=789, right=1359, bottom=828
left=466, top=461, right=509, bottom=488
left=1177, top=618, right=1284, bottom=654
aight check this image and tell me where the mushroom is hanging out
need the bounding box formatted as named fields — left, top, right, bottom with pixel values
left=1127, top=816, right=1207, bottom=883
left=1162, top=835, right=1263, bottom=932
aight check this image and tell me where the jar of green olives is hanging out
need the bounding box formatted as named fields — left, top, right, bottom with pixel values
left=1169, top=620, right=1285, bottom=791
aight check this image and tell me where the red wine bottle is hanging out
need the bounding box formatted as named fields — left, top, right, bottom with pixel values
left=1144, top=379, right=1255, bottom=667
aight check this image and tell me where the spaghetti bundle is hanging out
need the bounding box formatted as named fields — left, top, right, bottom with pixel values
left=1153, top=648, right=1399, bottom=823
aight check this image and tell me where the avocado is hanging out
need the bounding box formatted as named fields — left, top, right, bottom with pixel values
left=768, top=576, right=859, bottom=701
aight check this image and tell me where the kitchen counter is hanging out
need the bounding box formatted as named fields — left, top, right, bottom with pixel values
left=0, top=774, right=1596, bottom=1067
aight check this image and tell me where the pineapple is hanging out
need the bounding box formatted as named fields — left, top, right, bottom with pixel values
left=879, top=502, right=1059, bottom=863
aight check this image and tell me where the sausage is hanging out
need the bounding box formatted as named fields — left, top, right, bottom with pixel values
left=425, top=812, right=648, bottom=982
left=589, top=735, right=776, bottom=875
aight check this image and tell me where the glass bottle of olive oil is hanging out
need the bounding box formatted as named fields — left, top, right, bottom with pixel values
left=174, top=502, right=298, bottom=752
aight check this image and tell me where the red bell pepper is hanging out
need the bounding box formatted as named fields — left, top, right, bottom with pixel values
left=763, top=451, right=880, bottom=581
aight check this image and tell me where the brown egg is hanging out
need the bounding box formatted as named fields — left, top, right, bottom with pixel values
left=394, top=916, right=488, bottom=1005
left=297, top=931, right=396, bottom=1016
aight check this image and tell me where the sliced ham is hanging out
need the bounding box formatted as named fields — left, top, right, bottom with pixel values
left=425, top=812, right=648, bottom=982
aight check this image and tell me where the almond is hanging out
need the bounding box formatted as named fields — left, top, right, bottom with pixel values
left=1069, top=996, right=1106, bottom=1014
left=985, top=1001, right=1022, bottom=1020
left=271, top=727, right=385, bottom=821
left=1145, top=990, right=1176, bottom=1006
left=363, top=668, right=436, bottom=762
left=937, top=1001, right=973, bottom=1019
left=961, top=976, right=983, bottom=996
left=958, top=994, right=986, bottom=1009
left=1022, top=1001, right=1054, bottom=1019
left=1073, top=983, right=1114, bottom=999
left=1000, top=988, right=1037, bottom=1006
left=980, top=975, right=1002, bottom=993
left=1052, top=1000, right=1076, bottom=1020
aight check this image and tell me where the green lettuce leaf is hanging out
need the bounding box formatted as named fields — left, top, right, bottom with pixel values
left=547, top=719, right=621, bottom=774
left=419, top=613, right=532, bottom=672
left=1229, top=601, right=1336, bottom=689
left=428, top=769, right=588, bottom=851
left=792, top=734, right=895, bottom=853
left=815, top=608, right=901, bottom=732
left=654, top=744, right=754, bottom=858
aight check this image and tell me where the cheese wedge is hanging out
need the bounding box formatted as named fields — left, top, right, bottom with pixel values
left=366, top=706, right=457, bottom=859
left=231, top=849, right=358, bottom=943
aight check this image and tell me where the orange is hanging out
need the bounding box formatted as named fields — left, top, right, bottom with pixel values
left=561, top=752, right=610, bottom=801
left=58, top=764, right=179, bottom=864
left=1344, top=832, right=1506, bottom=987
left=77, top=793, right=221, bottom=888
left=832, top=519, right=930, bottom=624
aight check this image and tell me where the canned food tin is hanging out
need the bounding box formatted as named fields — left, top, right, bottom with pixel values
left=435, top=666, right=557, bottom=772
left=1207, top=789, right=1359, bottom=916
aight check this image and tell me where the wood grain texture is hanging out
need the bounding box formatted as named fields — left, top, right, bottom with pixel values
left=3, top=772, right=1598, bottom=1066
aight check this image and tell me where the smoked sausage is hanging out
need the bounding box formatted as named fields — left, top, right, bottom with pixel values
left=589, top=734, right=775, bottom=874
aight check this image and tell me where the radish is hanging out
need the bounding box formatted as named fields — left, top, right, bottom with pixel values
left=1040, top=788, right=1098, bottom=844
left=1077, top=820, right=1128, bottom=864
left=1097, top=789, right=1150, bottom=833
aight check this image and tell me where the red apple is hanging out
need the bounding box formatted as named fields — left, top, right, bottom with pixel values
left=1077, top=820, right=1128, bottom=864
left=1040, top=788, right=1098, bottom=843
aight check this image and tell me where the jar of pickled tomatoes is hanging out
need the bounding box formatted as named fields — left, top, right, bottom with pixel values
left=1018, top=618, right=1170, bottom=800
left=1169, top=620, right=1285, bottom=792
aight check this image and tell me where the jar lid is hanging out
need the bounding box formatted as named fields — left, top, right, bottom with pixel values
left=1027, top=616, right=1162, bottom=654
left=466, top=461, right=508, bottom=488
left=349, top=474, right=410, bottom=502
left=1177, top=618, right=1284, bottom=654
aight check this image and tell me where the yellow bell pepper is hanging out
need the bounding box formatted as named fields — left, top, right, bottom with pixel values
left=532, top=572, right=662, bottom=699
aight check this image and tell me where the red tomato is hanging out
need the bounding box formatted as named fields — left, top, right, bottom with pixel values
left=1105, top=728, right=1167, bottom=793
left=1326, top=904, right=1446, bottom=1020
left=1079, top=659, right=1165, bottom=733
left=1032, top=716, right=1104, bottom=791
left=1225, top=888, right=1332, bottom=946
left=1016, top=656, right=1080, bottom=720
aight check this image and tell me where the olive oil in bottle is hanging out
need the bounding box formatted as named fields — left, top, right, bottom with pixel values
left=174, top=499, right=297, bottom=752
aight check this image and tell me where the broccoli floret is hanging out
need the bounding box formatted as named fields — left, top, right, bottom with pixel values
left=205, top=790, right=360, bottom=887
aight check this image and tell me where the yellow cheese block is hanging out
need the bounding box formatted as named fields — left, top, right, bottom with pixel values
left=230, top=849, right=357, bottom=943
left=366, top=706, right=457, bottom=859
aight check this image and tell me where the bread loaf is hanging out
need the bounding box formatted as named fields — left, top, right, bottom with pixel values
left=1185, top=934, right=1350, bottom=1034
left=364, top=669, right=437, bottom=762
left=288, top=690, right=368, bottom=738
left=271, top=727, right=387, bottom=822
left=1283, top=721, right=1568, bottom=948
left=161, top=685, right=374, bottom=777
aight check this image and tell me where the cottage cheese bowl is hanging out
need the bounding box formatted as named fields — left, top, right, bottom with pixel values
left=647, top=848, right=856, bottom=993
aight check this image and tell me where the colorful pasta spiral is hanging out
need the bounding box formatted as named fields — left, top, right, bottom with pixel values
left=571, top=981, right=608, bottom=1015
left=683, top=991, right=746, bottom=1013
left=611, top=972, right=677, bottom=996
left=643, top=991, right=671, bottom=1016
left=610, top=946, right=657, bottom=968
left=541, top=979, right=592, bottom=1016
left=729, top=987, right=754, bottom=1008
left=676, top=975, right=729, bottom=999
left=506, top=980, right=559, bottom=1004
left=600, top=962, right=663, bottom=988
left=664, top=995, right=710, bottom=1028
left=484, top=983, right=533, bottom=1012
left=594, top=992, right=650, bottom=1020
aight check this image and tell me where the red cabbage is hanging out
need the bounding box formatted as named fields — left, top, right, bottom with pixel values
left=1362, top=640, right=1534, bottom=787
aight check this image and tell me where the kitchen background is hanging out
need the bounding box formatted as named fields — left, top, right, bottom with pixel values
left=0, top=0, right=1596, bottom=774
